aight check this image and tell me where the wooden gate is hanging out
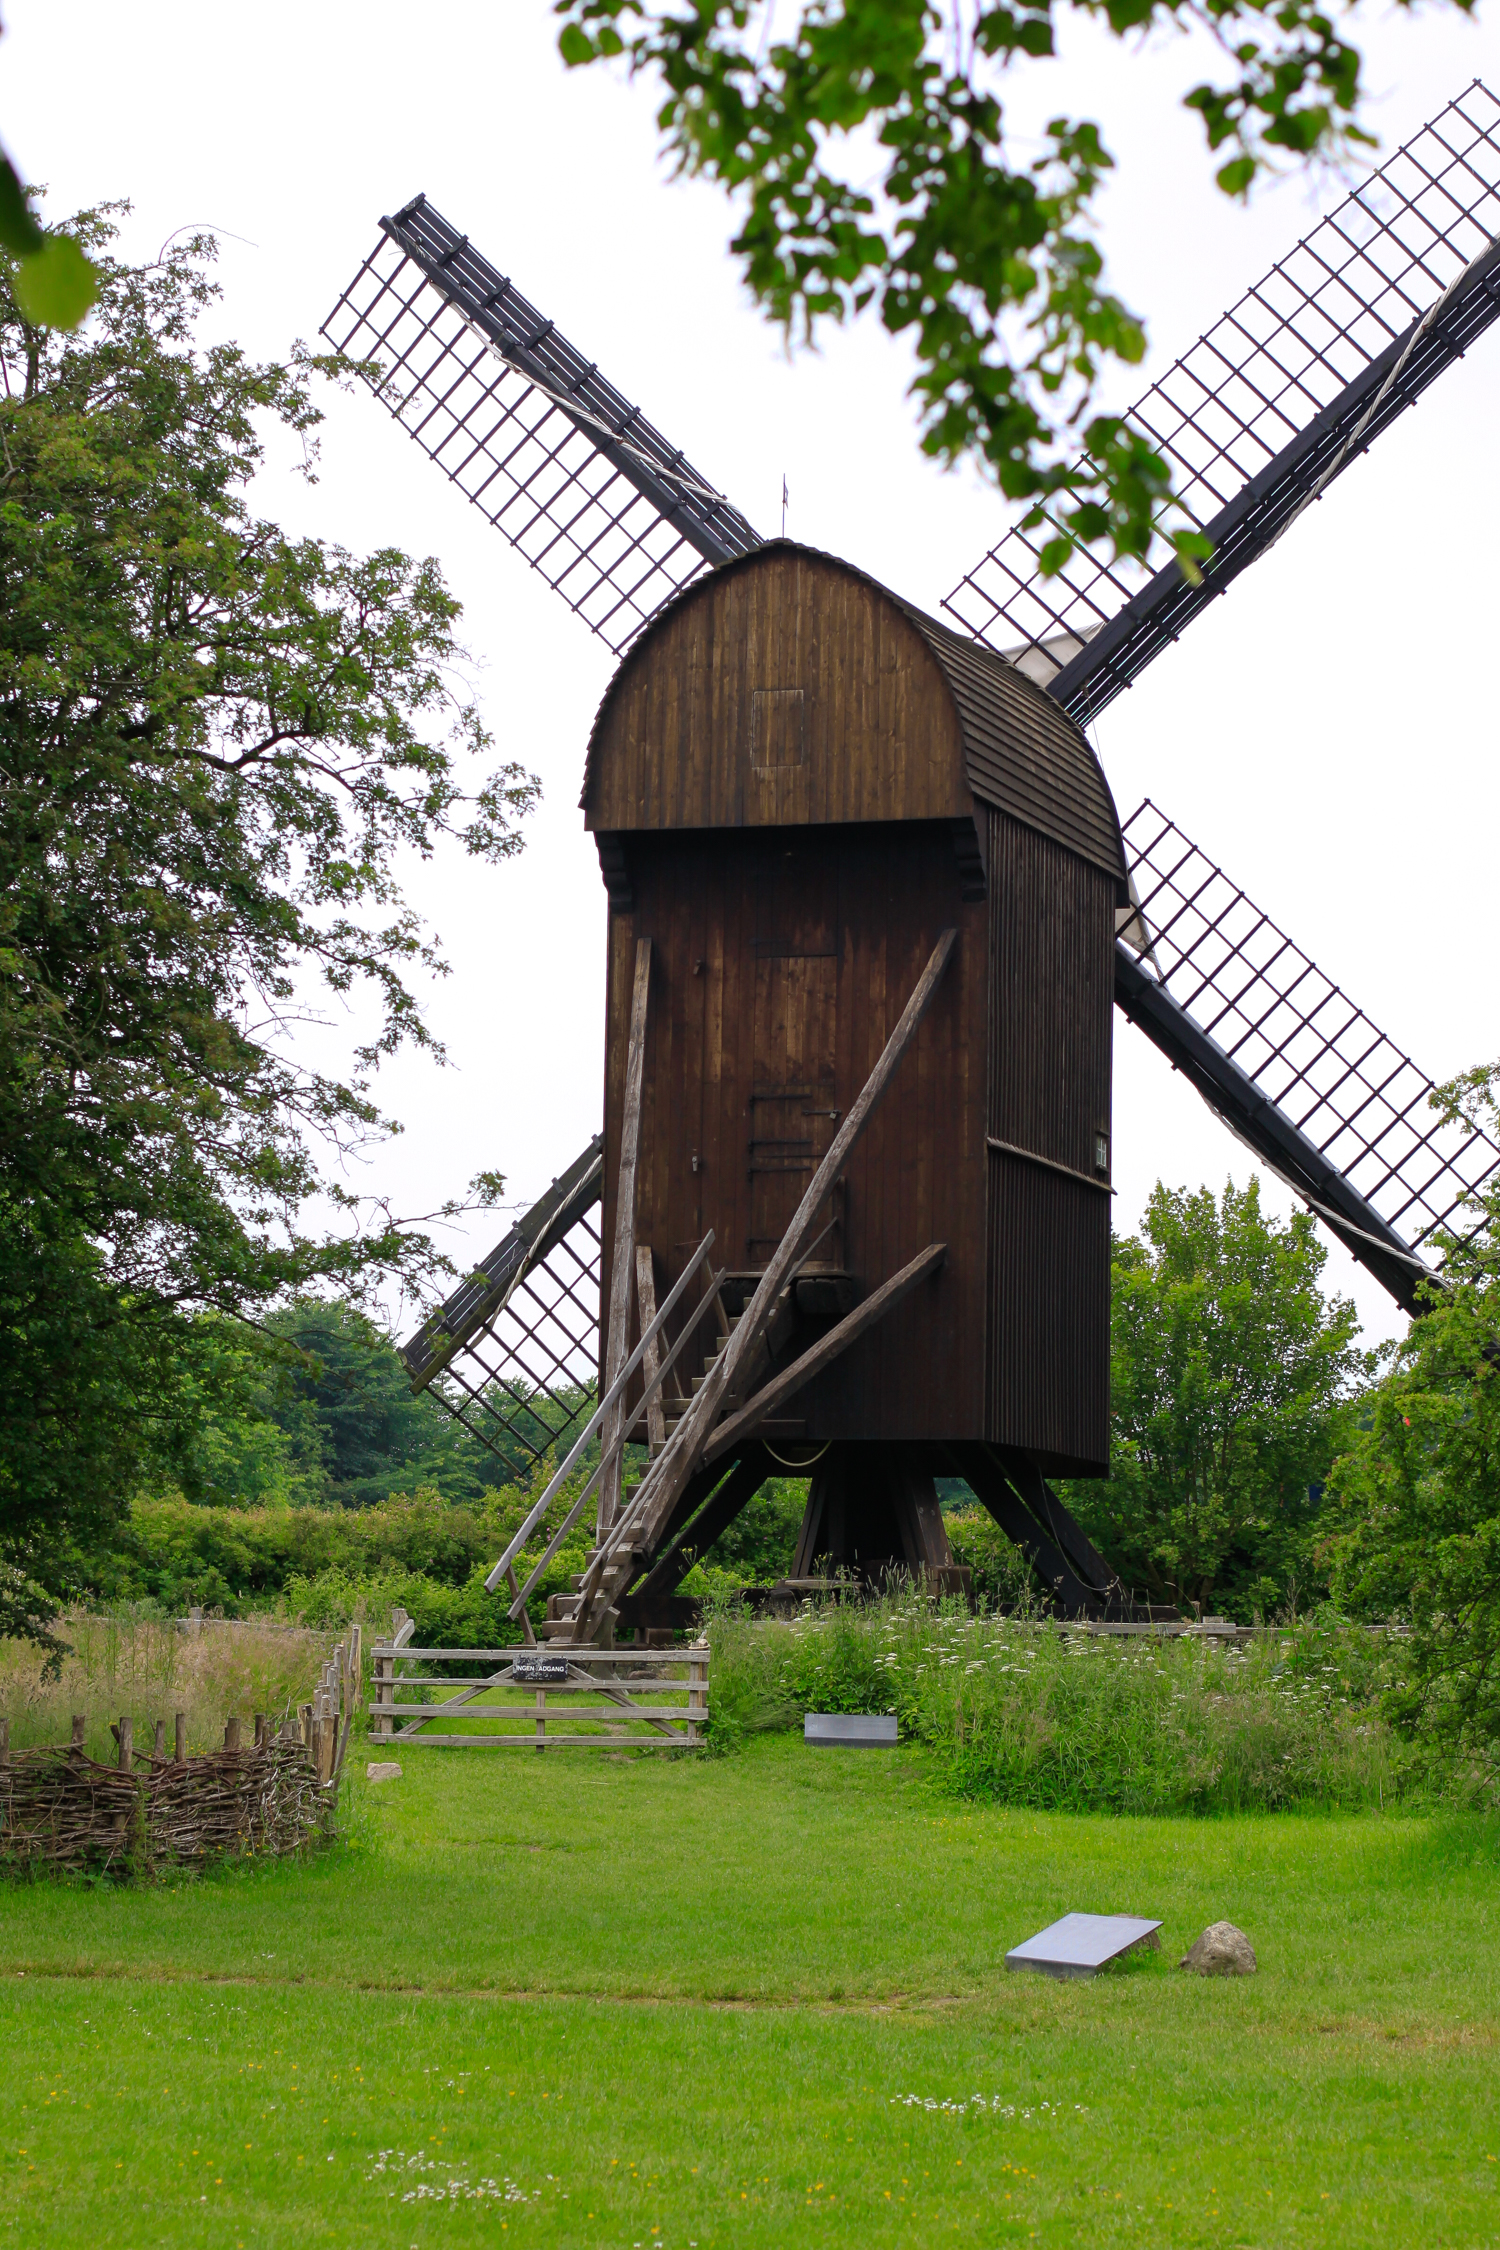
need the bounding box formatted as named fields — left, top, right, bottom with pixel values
left=369, top=1636, right=708, bottom=1750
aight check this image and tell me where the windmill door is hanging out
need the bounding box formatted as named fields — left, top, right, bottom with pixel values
left=746, top=853, right=842, bottom=1267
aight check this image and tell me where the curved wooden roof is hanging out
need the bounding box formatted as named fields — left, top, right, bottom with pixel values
left=581, top=541, right=1125, bottom=887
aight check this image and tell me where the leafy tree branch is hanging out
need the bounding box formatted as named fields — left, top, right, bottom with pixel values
left=555, top=0, right=1470, bottom=572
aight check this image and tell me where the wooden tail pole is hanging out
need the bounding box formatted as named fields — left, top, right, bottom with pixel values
left=598, top=936, right=653, bottom=1535
left=569, top=928, right=958, bottom=1640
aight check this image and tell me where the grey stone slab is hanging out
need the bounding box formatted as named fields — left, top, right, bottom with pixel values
left=804, top=1712, right=898, bottom=1746
left=1005, top=1912, right=1162, bottom=1981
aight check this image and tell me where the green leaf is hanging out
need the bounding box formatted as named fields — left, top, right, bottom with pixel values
left=1172, top=528, right=1214, bottom=585
left=11, top=232, right=99, bottom=329
left=0, top=153, right=44, bottom=257
left=1215, top=154, right=1257, bottom=199
left=557, top=23, right=596, bottom=65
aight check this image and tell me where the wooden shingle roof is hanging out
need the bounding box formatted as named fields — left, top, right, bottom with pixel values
left=580, top=540, right=1126, bottom=888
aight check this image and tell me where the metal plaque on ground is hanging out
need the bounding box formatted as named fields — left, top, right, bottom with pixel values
left=804, top=1713, right=898, bottom=1747
left=1005, top=1912, right=1162, bottom=1981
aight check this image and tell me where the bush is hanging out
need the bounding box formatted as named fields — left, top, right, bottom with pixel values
left=64, top=1486, right=540, bottom=1615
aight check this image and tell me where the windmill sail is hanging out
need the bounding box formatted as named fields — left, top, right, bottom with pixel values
left=322, top=198, right=761, bottom=653
left=1115, top=805, right=1500, bottom=1311
left=402, top=1138, right=604, bottom=1471
left=944, top=82, right=1500, bottom=724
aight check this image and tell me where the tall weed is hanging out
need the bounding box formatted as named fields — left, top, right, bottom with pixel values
left=0, top=1614, right=343, bottom=1764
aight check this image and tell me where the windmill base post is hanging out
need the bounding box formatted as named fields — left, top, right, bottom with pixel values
left=942, top=1442, right=1169, bottom=1622
left=788, top=1443, right=969, bottom=1597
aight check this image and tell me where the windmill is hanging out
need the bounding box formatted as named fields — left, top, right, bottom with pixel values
left=323, top=82, right=1500, bottom=1641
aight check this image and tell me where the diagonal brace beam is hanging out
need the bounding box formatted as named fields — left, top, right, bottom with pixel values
left=703, top=1243, right=948, bottom=1469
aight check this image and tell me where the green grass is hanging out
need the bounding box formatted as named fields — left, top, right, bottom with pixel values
left=3, top=1737, right=1499, bottom=2246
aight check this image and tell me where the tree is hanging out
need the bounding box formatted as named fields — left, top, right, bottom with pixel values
left=555, top=0, right=1472, bottom=574
left=1064, top=1179, right=1368, bottom=1616
left=0, top=208, right=538, bottom=1593
left=1328, top=1068, right=1500, bottom=1761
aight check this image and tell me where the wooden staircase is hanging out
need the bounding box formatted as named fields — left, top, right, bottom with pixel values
left=542, top=1314, right=748, bottom=1641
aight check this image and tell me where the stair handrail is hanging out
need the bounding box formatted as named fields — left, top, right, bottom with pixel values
left=505, top=1260, right=725, bottom=1617
left=483, top=1230, right=716, bottom=1593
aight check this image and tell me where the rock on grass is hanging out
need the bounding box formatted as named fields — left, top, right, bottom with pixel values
left=1179, top=1921, right=1257, bottom=1975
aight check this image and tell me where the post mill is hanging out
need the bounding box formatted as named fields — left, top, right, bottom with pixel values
left=323, top=84, right=1500, bottom=1641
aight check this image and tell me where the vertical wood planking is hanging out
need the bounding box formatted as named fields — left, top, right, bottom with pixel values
left=984, top=809, right=1114, bottom=1471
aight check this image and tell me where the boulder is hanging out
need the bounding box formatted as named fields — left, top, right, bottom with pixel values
left=365, top=1761, right=403, bottom=1784
left=1179, top=1921, right=1256, bottom=1976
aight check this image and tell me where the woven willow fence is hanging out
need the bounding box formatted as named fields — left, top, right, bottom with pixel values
left=0, top=1629, right=359, bottom=1877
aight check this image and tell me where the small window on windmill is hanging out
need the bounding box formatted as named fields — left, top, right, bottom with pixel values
left=1094, top=1129, right=1111, bottom=1179
left=751, top=687, right=805, bottom=770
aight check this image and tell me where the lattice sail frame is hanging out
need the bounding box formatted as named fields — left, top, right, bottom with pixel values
left=402, top=1143, right=604, bottom=1473
left=322, top=197, right=761, bottom=655
left=1122, top=802, right=1500, bottom=1255
left=944, top=82, right=1500, bottom=690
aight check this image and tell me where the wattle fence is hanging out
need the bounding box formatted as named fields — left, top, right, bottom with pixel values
left=0, top=1628, right=359, bottom=1876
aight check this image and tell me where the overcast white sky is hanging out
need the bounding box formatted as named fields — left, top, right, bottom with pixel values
left=7, top=1, right=1498, bottom=1353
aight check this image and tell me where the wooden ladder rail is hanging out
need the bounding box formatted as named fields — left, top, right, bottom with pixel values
left=503, top=1257, right=725, bottom=1621
left=598, top=937, right=653, bottom=1536
left=484, top=1229, right=717, bottom=1598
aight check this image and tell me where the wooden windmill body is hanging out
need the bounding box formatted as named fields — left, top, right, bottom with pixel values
left=361, top=88, right=1500, bottom=1640
left=583, top=540, right=1129, bottom=1607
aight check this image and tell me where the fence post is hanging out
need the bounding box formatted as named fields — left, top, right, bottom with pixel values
left=687, top=1640, right=708, bottom=1743
left=174, top=1712, right=187, bottom=1764
left=116, top=1716, right=133, bottom=1771
left=373, top=1642, right=395, bottom=1743
left=535, top=1687, right=546, bottom=1754
left=224, top=1714, right=242, bottom=1753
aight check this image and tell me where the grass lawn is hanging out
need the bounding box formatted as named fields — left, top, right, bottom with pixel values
left=2, top=1734, right=1498, bottom=2247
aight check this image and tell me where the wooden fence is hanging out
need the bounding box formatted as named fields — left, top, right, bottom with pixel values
left=0, top=1626, right=360, bottom=1875
left=369, top=1630, right=708, bottom=1751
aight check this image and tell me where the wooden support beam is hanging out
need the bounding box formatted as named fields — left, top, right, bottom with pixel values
left=636, top=1245, right=667, bottom=1453
left=505, top=1561, right=537, bottom=1647
left=629, top=1447, right=773, bottom=1602
left=567, top=928, right=956, bottom=1641
left=599, top=937, right=652, bottom=1535
left=940, top=1442, right=1131, bottom=1618
left=704, top=1243, right=947, bottom=1467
